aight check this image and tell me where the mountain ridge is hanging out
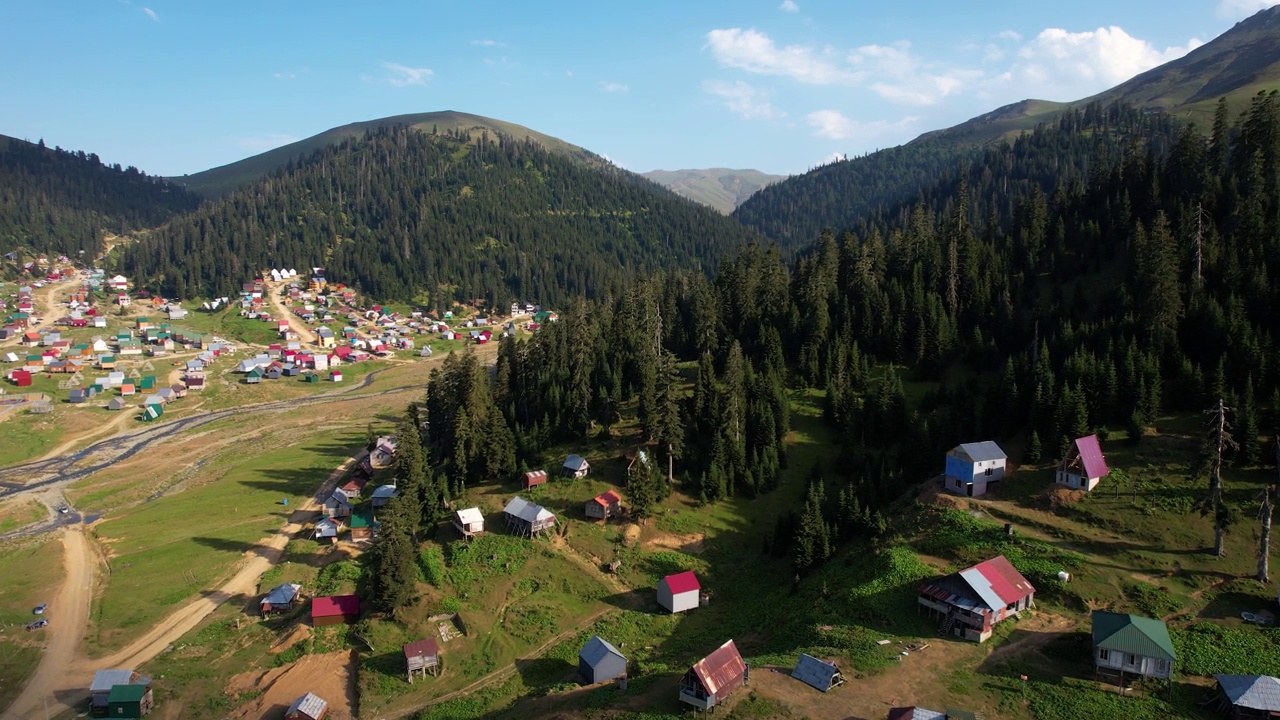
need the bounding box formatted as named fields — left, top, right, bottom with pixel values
left=641, top=167, right=787, bottom=213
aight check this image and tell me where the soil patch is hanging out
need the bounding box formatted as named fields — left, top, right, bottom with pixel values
left=917, top=483, right=968, bottom=511
left=226, top=650, right=357, bottom=720
left=1043, top=486, right=1087, bottom=509
left=269, top=623, right=312, bottom=655
left=643, top=530, right=705, bottom=555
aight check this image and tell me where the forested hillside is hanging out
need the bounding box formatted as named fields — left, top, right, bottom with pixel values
left=122, top=126, right=764, bottom=307
left=373, top=97, right=1280, bottom=581
left=0, top=135, right=197, bottom=260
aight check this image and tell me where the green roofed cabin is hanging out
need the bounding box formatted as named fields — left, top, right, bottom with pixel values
left=1091, top=610, right=1175, bottom=682
left=107, top=683, right=153, bottom=718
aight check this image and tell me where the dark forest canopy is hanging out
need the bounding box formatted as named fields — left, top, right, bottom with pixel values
left=121, top=126, right=767, bottom=308
left=395, top=97, right=1280, bottom=576
left=0, top=135, right=198, bottom=260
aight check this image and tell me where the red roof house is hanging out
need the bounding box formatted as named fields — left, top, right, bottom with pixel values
left=311, top=594, right=360, bottom=626
left=658, top=571, right=702, bottom=614
left=679, top=639, right=747, bottom=710
left=10, top=370, right=32, bottom=387
left=585, top=490, right=622, bottom=520
left=1056, top=434, right=1110, bottom=492
left=917, top=555, right=1035, bottom=643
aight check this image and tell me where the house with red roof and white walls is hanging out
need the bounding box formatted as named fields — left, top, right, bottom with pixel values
left=916, top=555, right=1035, bottom=642
left=1056, top=434, right=1110, bottom=492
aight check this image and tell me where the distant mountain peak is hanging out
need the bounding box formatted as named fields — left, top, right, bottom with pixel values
left=641, top=168, right=787, bottom=214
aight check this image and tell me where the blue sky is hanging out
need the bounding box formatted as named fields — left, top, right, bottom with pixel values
left=1, top=0, right=1274, bottom=178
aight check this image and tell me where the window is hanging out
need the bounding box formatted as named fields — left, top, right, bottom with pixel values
left=1127, top=654, right=1138, bottom=666
left=1098, top=649, right=1110, bottom=661
left=985, top=467, right=994, bottom=476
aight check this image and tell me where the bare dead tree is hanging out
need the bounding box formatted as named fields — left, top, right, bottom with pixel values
left=1203, top=398, right=1238, bottom=558
left=1260, top=484, right=1276, bottom=583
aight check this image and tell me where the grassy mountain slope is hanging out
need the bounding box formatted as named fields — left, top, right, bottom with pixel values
left=124, top=125, right=765, bottom=306
left=0, top=133, right=198, bottom=259
left=173, top=111, right=604, bottom=198
left=641, top=168, right=786, bottom=213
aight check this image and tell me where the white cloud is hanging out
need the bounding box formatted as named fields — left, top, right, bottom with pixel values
left=703, top=79, right=778, bottom=120
left=238, top=134, right=299, bottom=153
left=705, top=28, right=858, bottom=84
left=780, top=0, right=800, bottom=12
left=805, top=109, right=918, bottom=140
left=1217, top=0, right=1278, bottom=18
left=273, top=72, right=296, bottom=80
left=849, top=41, right=982, bottom=105
left=600, top=81, right=629, bottom=93
left=471, top=39, right=505, bottom=46
left=142, top=7, right=158, bottom=21
left=998, top=30, right=1022, bottom=42
left=381, top=62, right=435, bottom=87
left=1005, top=26, right=1201, bottom=99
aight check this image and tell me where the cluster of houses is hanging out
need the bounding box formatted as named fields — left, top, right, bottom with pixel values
left=943, top=433, right=1110, bottom=498
left=236, top=345, right=363, bottom=384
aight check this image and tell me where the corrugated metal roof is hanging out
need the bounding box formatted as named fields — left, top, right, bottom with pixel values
left=791, top=653, right=839, bottom=691
left=579, top=635, right=626, bottom=667
left=564, top=454, right=589, bottom=470
left=505, top=496, right=554, bottom=524
left=662, top=570, right=701, bottom=595
left=1217, top=675, right=1280, bottom=711
left=691, top=640, right=746, bottom=696
left=404, top=638, right=439, bottom=659
left=91, top=670, right=134, bottom=692
left=262, top=583, right=301, bottom=606
left=958, top=567, right=1007, bottom=612
left=287, top=691, right=328, bottom=719
left=592, top=490, right=622, bottom=506
left=969, top=556, right=1035, bottom=606
left=311, top=594, right=360, bottom=618
left=1092, top=611, right=1176, bottom=661
left=107, top=684, right=148, bottom=703
left=887, top=709, right=947, bottom=720
left=1073, top=434, right=1110, bottom=479
left=956, top=441, right=1006, bottom=462
left=456, top=507, right=483, bottom=524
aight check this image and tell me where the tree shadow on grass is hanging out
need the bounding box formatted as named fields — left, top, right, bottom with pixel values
left=515, top=656, right=578, bottom=691
left=1198, top=589, right=1275, bottom=621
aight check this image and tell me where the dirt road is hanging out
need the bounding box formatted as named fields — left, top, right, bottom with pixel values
left=264, top=278, right=317, bottom=345
left=4, top=529, right=93, bottom=720
left=2, top=451, right=366, bottom=719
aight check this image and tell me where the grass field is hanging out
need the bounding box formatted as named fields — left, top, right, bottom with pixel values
left=0, top=499, right=46, bottom=534
left=0, top=536, right=64, bottom=712
left=85, top=429, right=364, bottom=655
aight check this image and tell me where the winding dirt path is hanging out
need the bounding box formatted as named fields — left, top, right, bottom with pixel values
left=2, top=450, right=366, bottom=719
left=264, top=278, right=317, bottom=346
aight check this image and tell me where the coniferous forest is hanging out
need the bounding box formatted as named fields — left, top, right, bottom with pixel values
left=360, top=97, right=1280, bottom=586
left=121, top=126, right=766, bottom=307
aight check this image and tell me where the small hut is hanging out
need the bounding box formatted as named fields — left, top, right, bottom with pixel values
left=522, top=470, right=548, bottom=489
left=1214, top=675, right=1280, bottom=719
left=586, top=490, right=622, bottom=520
left=503, top=496, right=556, bottom=537
left=404, top=638, right=441, bottom=682
left=579, top=635, right=628, bottom=684
left=679, top=639, right=747, bottom=711
left=311, top=595, right=360, bottom=626
left=657, top=571, right=702, bottom=613
left=791, top=653, right=845, bottom=692
left=562, top=454, right=590, bottom=478
left=285, top=692, right=329, bottom=720
left=260, top=583, right=302, bottom=617
left=452, top=507, right=485, bottom=538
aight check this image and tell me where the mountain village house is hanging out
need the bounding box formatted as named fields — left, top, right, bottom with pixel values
left=260, top=583, right=302, bottom=617
left=1056, top=434, right=1110, bottom=492
left=579, top=635, right=628, bottom=684
left=679, top=639, right=747, bottom=711
left=285, top=692, right=328, bottom=720
left=311, top=595, right=360, bottom=626
left=1213, top=675, right=1280, bottom=719
left=657, top=570, right=702, bottom=613
left=1091, top=610, right=1175, bottom=683
left=563, top=454, right=590, bottom=478
left=917, top=555, right=1035, bottom=642
left=404, top=638, right=441, bottom=682
left=944, top=441, right=1007, bottom=497
left=585, top=489, right=622, bottom=520
left=504, top=496, right=556, bottom=537
left=452, top=507, right=485, bottom=538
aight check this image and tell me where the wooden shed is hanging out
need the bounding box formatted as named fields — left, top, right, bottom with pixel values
left=586, top=490, right=622, bottom=520
left=523, top=470, right=548, bottom=489
left=404, top=638, right=440, bottom=682
left=311, top=595, right=360, bottom=626
left=503, top=496, right=556, bottom=537
left=679, top=639, right=747, bottom=711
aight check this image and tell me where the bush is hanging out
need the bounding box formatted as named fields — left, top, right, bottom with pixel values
left=419, top=545, right=446, bottom=587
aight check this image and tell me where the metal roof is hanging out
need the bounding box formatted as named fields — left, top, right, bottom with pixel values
left=968, top=556, right=1035, bottom=606
left=791, top=653, right=839, bottom=691
left=404, top=638, right=440, bottom=659
left=311, top=594, right=360, bottom=618
left=107, top=684, right=148, bottom=703
left=91, top=669, right=134, bottom=692
left=1217, top=675, right=1280, bottom=711
left=286, top=691, right=329, bottom=719
left=690, top=640, right=746, bottom=697
left=661, top=570, right=701, bottom=595
left=958, top=567, right=1007, bottom=613
left=592, top=490, right=622, bottom=506
left=887, top=709, right=946, bottom=720
left=579, top=635, right=626, bottom=667
left=372, top=484, right=398, bottom=499
left=564, top=454, right=589, bottom=470
left=504, top=496, right=554, bottom=524
left=262, top=583, right=301, bottom=606
left=1091, top=611, right=1176, bottom=661
left=456, top=507, right=483, bottom=524
left=955, top=441, right=1007, bottom=462
left=1072, top=434, right=1110, bottom=479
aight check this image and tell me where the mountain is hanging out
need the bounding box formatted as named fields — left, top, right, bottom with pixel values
left=123, top=124, right=765, bottom=306
left=173, top=111, right=605, bottom=198
left=0, top=133, right=198, bottom=260
left=641, top=168, right=786, bottom=214
left=736, top=5, right=1280, bottom=246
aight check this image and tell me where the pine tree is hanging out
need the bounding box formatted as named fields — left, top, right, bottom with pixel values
left=1025, top=431, right=1042, bottom=464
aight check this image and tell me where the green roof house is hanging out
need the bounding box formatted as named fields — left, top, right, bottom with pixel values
left=107, top=683, right=153, bottom=718
left=139, top=376, right=156, bottom=390
left=1092, top=610, right=1175, bottom=682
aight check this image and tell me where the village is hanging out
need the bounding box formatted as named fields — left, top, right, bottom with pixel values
left=0, top=259, right=1277, bottom=720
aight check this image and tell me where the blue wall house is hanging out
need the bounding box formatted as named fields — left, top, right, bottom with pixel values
left=944, top=441, right=1007, bottom=497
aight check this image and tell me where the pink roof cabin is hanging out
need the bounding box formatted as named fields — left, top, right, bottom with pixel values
left=917, top=555, right=1035, bottom=643
left=1056, top=434, right=1109, bottom=492
left=658, top=571, right=702, bottom=613
left=312, top=594, right=360, bottom=626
